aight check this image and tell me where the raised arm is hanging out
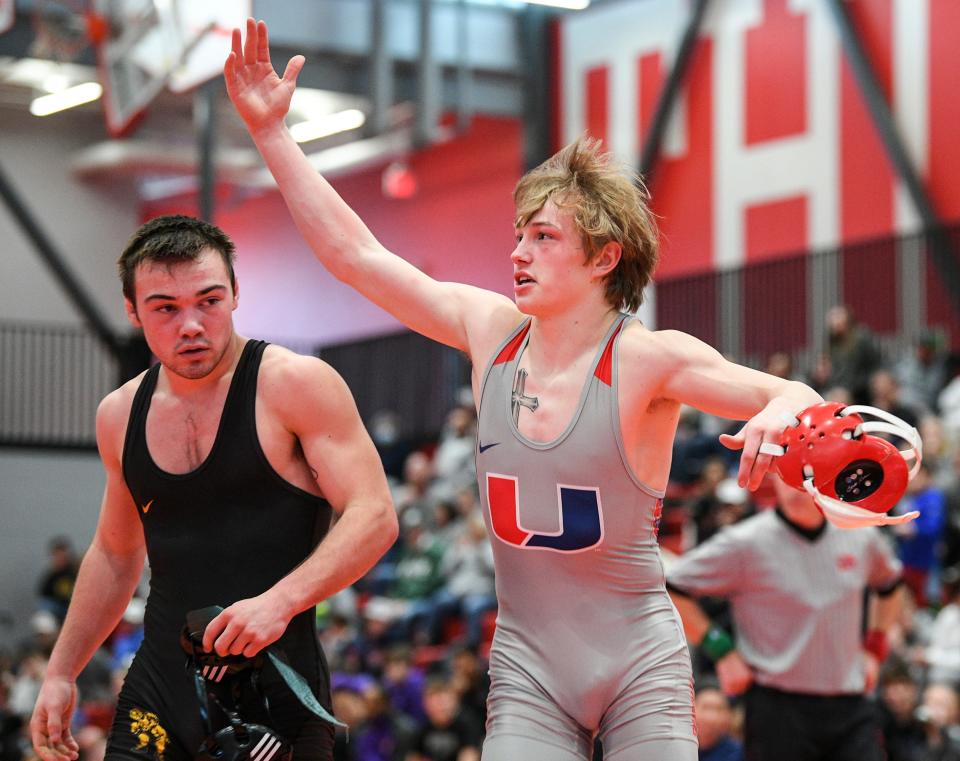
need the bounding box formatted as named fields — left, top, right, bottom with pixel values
left=204, top=353, right=398, bottom=657
left=650, top=330, right=822, bottom=490
left=31, top=392, right=147, bottom=761
left=223, top=19, right=516, bottom=355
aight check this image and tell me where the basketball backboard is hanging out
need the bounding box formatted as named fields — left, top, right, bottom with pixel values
left=91, top=0, right=249, bottom=135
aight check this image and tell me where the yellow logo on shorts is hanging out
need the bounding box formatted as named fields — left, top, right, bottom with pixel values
left=129, top=708, right=168, bottom=760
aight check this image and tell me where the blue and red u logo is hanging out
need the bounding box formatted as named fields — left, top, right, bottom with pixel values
left=486, top=473, right=604, bottom=553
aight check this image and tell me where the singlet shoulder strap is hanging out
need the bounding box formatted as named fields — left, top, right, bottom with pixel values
left=491, top=319, right=532, bottom=366
left=476, top=318, right=531, bottom=416
left=219, top=339, right=268, bottom=440
left=121, top=363, right=161, bottom=480
left=593, top=313, right=631, bottom=386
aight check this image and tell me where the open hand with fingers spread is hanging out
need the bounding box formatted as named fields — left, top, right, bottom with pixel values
left=224, top=18, right=304, bottom=137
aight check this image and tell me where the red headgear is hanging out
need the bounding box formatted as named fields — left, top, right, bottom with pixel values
left=774, top=402, right=922, bottom=528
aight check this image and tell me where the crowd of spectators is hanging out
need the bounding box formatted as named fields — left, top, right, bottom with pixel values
left=2, top=305, right=960, bottom=761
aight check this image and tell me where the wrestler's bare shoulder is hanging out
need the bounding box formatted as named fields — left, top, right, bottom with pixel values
left=618, top=324, right=703, bottom=378
left=459, top=290, right=525, bottom=365
left=258, top=344, right=341, bottom=402
left=96, top=371, right=149, bottom=457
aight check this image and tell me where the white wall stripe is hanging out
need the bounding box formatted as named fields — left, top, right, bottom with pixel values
left=893, top=0, right=929, bottom=232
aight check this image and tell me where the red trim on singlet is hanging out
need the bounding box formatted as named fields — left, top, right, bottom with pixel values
left=493, top=322, right=532, bottom=365
left=594, top=319, right=625, bottom=385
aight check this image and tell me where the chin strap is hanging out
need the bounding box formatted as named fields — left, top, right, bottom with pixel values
left=802, top=478, right=920, bottom=529
left=841, top=405, right=923, bottom=478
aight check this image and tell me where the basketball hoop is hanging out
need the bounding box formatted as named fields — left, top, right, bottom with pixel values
left=89, top=0, right=249, bottom=136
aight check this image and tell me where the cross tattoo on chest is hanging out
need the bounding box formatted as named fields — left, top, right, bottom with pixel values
left=512, top=368, right=540, bottom=425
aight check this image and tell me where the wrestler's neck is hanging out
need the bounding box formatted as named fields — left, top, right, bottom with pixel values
left=525, top=296, right=620, bottom=373
left=158, top=332, right=248, bottom=398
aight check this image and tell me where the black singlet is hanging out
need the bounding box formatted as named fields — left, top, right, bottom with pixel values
left=105, top=340, right=335, bottom=761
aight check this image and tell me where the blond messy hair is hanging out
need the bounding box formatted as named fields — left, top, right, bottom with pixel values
left=513, top=137, right=659, bottom=313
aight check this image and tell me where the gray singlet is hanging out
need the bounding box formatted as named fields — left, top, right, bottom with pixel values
left=476, top=314, right=698, bottom=760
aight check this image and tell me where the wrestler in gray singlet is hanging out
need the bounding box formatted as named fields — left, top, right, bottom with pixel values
left=476, top=314, right=697, bottom=760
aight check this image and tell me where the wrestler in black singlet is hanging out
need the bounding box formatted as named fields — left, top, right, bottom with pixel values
left=105, top=340, right=336, bottom=761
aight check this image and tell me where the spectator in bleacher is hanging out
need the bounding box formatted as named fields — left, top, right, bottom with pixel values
left=447, top=647, right=489, bottom=729
left=354, top=682, right=416, bottom=761
left=711, top=479, right=750, bottom=541
left=430, top=407, right=476, bottom=503
left=36, top=537, right=78, bottom=625
left=452, top=488, right=481, bottom=526
left=694, top=683, right=744, bottom=761
left=394, top=452, right=437, bottom=518
left=916, top=683, right=960, bottom=761
left=332, top=680, right=371, bottom=761
left=807, top=353, right=833, bottom=395
left=919, top=416, right=959, bottom=494
left=878, top=661, right=927, bottom=761
left=395, top=510, right=447, bottom=643
left=24, top=611, right=59, bottom=659
left=825, top=305, right=882, bottom=403
left=362, top=509, right=447, bottom=645
left=427, top=514, right=497, bottom=648
left=924, top=566, right=960, bottom=688
left=822, top=385, right=854, bottom=405
left=0, top=696, right=23, bottom=761
left=686, top=456, right=730, bottom=542
left=382, top=647, right=427, bottom=726
left=896, top=332, right=948, bottom=415
left=938, top=354, right=960, bottom=435
left=370, top=409, right=414, bottom=483
left=405, top=677, right=482, bottom=761
left=893, top=464, right=948, bottom=607
left=942, top=467, right=960, bottom=572
left=430, top=501, right=462, bottom=546
left=0, top=664, right=23, bottom=761
left=869, top=369, right=921, bottom=430
left=7, top=652, right=45, bottom=722
left=321, top=613, right=359, bottom=674
left=764, top=351, right=802, bottom=383
left=670, top=406, right=732, bottom=487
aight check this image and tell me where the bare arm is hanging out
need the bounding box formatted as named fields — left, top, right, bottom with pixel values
left=223, top=19, right=516, bottom=355
left=669, top=589, right=754, bottom=695
left=205, top=355, right=398, bottom=657
left=863, top=587, right=903, bottom=691
left=31, top=392, right=146, bottom=761
left=868, top=585, right=903, bottom=633
left=652, top=330, right=822, bottom=489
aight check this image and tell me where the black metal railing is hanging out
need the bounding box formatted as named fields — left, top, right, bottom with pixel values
left=2, top=225, right=958, bottom=449
left=656, top=225, right=960, bottom=371
left=0, top=323, right=118, bottom=449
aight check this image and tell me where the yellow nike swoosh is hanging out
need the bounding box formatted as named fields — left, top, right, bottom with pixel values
left=142, top=499, right=154, bottom=514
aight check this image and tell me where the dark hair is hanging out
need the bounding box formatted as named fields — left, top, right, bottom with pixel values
left=118, top=215, right=236, bottom=302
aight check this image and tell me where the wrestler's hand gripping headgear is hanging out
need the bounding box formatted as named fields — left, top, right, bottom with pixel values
left=181, top=606, right=345, bottom=761
left=761, top=402, right=923, bottom=529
